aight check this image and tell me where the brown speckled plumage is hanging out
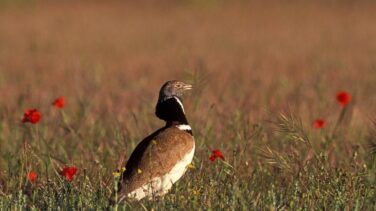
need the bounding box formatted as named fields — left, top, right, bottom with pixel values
left=118, top=126, right=194, bottom=196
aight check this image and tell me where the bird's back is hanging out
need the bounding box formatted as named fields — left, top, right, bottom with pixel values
left=118, top=126, right=195, bottom=200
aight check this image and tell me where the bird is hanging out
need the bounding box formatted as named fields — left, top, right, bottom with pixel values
left=114, top=80, right=195, bottom=203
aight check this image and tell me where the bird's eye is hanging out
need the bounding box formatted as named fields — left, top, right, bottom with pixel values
left=176, top=84, right=182, bottom=88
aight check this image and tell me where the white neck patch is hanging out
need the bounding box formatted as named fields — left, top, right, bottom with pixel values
left=173, top=97, right=185, bottom=113
left=176, top=124, right=191, bottom=131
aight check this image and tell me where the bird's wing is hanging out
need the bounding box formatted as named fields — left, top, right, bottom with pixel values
left=119, top=127, right=194, bottom=194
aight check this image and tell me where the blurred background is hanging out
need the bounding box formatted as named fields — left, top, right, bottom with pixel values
left=1, top=0, right=376, bottom=154
left=1, top=0, right=376, bottom=120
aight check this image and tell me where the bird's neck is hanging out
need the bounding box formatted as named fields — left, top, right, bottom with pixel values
left=155, top=97, right=189, bottom=125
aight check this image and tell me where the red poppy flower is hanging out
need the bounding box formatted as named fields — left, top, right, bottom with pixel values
left=336, top=91, right=351, bottom=106
left=22, top=109, right=41, bottom=124
left=27, top=171, right=37, bottom=183
left=52, top=96, right=65, bottom=108
left=209, top=150, right=225, bottom=162
left=313, top=119, right=326, bottom=129
left=60, top=166, right=77, bottom=182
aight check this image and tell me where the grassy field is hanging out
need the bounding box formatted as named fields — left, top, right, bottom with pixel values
left=0, top=0, right=376, bottom=210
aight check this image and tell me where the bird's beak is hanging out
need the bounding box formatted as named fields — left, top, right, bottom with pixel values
left=183, top=84, right=193, bottom=91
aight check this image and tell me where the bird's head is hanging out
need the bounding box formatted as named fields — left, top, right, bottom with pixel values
left=158, top=80, right=192, bottom=102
